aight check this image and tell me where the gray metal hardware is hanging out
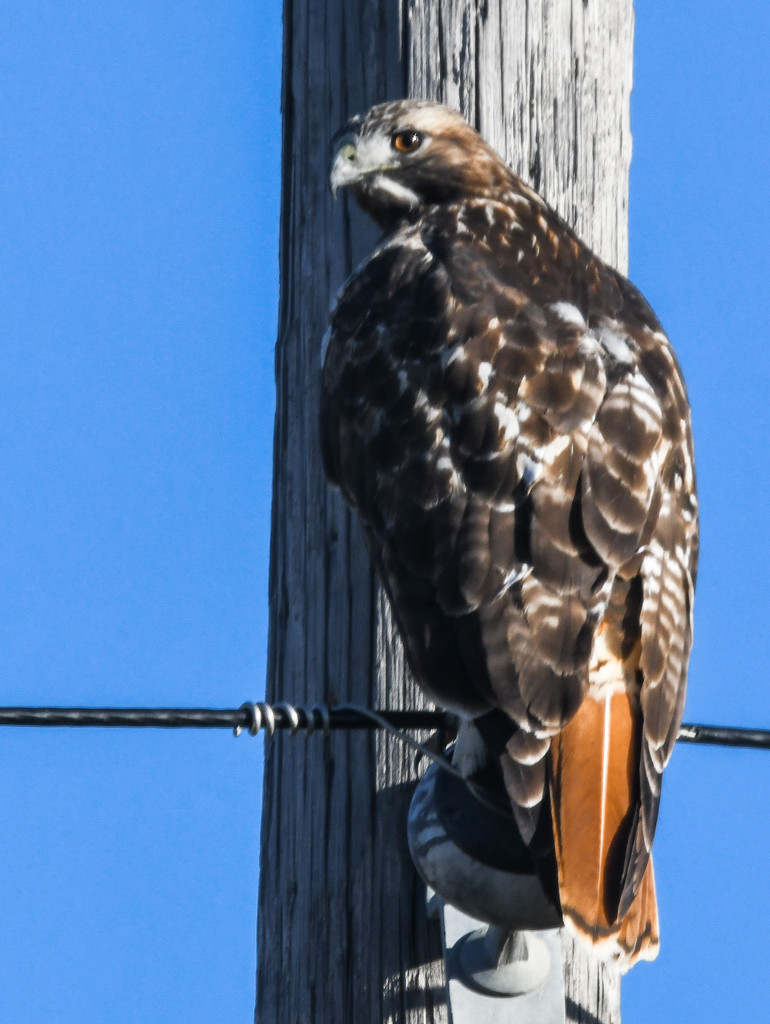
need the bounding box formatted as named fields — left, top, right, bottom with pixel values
left=410, top=760, right=566, bottom=1022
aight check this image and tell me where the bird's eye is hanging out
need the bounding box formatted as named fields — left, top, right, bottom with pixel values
left=392, top=129, right=423, bottom=154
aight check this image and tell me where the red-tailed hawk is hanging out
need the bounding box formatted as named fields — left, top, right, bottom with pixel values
left=321, top=99, right=698, bottom=966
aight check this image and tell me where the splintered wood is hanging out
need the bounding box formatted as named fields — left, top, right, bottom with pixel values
left=258, top=2, right=632, bottom=1021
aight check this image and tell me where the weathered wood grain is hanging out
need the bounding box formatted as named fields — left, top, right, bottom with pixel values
left=258, top=2, right=633, bottom=1021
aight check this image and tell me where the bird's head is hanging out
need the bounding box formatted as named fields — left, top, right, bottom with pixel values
left=329, top=99, right=512, bottom=228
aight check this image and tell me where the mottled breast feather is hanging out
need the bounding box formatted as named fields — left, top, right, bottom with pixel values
left=322, top=112, right=698, bottom=966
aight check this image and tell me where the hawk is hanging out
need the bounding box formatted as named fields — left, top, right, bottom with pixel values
left=321, top=99, right=698, bottom=966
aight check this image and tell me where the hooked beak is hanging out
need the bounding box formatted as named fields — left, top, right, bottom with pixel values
left=329, top=134, right=360, bottom=198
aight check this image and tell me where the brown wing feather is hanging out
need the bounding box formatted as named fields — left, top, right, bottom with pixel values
left=617, top=860, right=659, bottom=968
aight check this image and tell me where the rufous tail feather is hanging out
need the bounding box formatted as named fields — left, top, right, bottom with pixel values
left=550, top=687, right=659, bottom=966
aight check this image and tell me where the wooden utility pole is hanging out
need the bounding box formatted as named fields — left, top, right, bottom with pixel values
left=257, top=2, right=634, bottom=1022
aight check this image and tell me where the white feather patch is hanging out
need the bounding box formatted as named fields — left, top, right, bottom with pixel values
left=369, top=174, right=421, bottom=209
left=451, top=720, right=489, bottom=778
left=595, top=324, right=634, bottom=365
left=550, top=302, right=586, bottom=327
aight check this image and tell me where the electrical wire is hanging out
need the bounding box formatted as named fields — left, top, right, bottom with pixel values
left=0, top=703, right=767, bottom=749
left=0, top=703, right=455, bottom=733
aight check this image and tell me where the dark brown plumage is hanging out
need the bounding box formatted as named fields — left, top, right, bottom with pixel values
left=321, top=100, right=698, bottom=966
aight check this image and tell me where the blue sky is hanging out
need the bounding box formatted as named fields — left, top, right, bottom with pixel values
left=0, top=2, right=768, bottom=1021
